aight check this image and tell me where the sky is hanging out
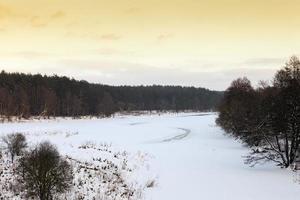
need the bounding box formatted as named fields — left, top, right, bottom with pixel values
left=0, top=0, right=299, bottom=90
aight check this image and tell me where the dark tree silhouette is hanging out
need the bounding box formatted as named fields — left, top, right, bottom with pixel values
left=216, top=77, right=260, bottom=146
left=246, top=56, right=300, bottom=167
left=18, top=141, right=73, bottom=200
left=217, top=56, right=300, bottom=168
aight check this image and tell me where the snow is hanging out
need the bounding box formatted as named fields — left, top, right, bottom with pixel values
left=1, top=112, right=300, bottom=200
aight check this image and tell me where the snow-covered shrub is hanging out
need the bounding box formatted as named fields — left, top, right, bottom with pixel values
left=2, top=133, right=27, bottom=162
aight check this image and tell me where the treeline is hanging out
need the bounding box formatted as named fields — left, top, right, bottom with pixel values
left=0, top=71, right=222, bottom=119
left=217, top=56, right=300, bottom=168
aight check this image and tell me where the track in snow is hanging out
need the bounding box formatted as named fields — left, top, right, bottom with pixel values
left=161, top=128, right=191, bottom=142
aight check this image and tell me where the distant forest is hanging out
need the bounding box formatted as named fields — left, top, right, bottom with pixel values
left=0, top=71, right=222, bottom=119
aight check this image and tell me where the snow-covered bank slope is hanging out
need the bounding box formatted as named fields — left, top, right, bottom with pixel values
left=1, top=113, right=300, bottom=200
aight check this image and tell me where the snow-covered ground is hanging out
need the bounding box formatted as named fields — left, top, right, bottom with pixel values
left=1, top=112, right=300, bottom=200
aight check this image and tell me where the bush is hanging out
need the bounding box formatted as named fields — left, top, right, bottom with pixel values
left=216, top=77, right=260, bottom=146
left=2, top=133, right=27, bottom=162
left=18, top=141, right=73, bottom=200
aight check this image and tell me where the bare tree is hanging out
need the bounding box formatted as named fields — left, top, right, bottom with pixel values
left=18, top=141, right=73, bottom=200
left=2, top=133, right=27, bottom=162
left=245, top=56, right=300, bottom=168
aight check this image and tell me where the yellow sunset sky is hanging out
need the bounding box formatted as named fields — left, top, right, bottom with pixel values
left=0, top=0, right=299, bottom=90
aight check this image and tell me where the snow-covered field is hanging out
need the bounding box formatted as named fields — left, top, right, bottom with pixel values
left=1, top=112, right=300, bottom=200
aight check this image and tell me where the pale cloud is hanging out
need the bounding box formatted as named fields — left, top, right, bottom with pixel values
left=3, top=51, right=52, bottom=59
left=100, top=34, right=121, bottom=40
left=29, top=11, right=66, bottom=28
left=30, top=16, right=48, bottom=27
left=241, top=57, right=284, bottom=67
left=24, top=58, right=277, bottom=90
left=157, top=33, right=173, bottom=41
left=124, top=7, right=140, bottom=15
left=94, top=48, right=134, bottom=56
left=0, top=3, right=65, bottom=28
left=51, top=11, right=65, bottom=19
left=0, top=50, right=286, bottom=90
left=64, top=32, right=122, bottom=41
